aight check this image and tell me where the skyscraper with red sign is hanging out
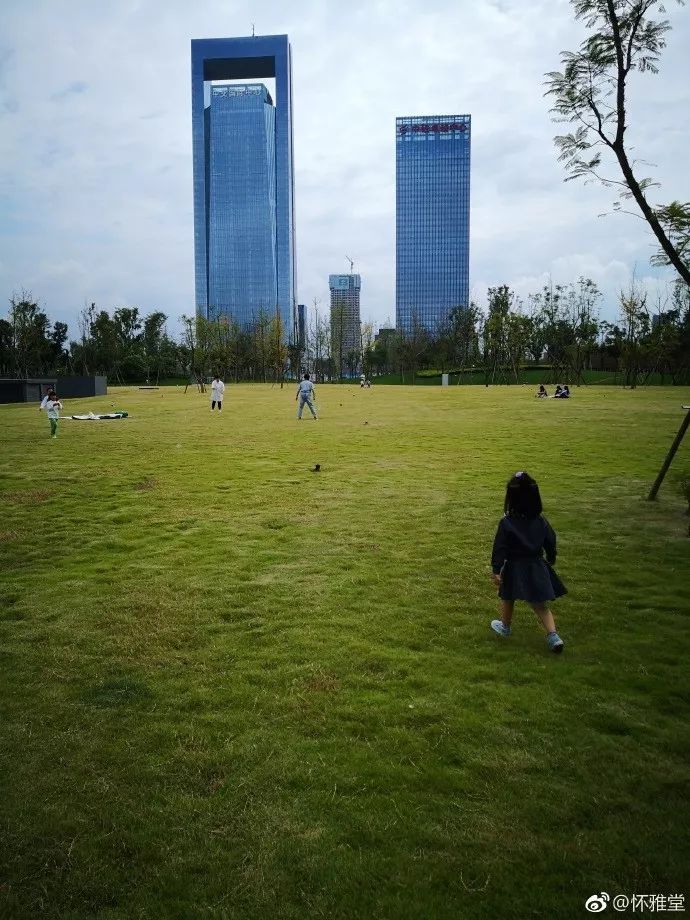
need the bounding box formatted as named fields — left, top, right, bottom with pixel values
left=395, top=114, right=471, bottom=334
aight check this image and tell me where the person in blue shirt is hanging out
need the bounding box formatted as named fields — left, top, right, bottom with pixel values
left=490, top=471, right=566, bottom=653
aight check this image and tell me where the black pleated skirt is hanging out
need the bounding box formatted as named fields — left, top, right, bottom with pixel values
left=498, top=558, right=567, bottom=604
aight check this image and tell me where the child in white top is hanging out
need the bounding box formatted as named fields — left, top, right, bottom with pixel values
left=45, top=396, right=63, bottom=439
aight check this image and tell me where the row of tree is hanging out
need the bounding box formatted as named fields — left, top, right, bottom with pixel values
left=349, top=278, right=690, bottom=387
left=2, top=276, right=688, bottom=387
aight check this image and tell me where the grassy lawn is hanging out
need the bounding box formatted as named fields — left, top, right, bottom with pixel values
left=1, top=383, right=689, bottom=919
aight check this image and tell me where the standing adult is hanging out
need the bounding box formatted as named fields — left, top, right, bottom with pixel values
left=296, top=373, right=318, bottom=420
left=210, top=374, right=225, bottom=411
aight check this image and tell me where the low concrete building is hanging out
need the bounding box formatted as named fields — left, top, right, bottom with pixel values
left=58, top=376, right=107, bottom=398
left=0, top=376, right=107, bottom=404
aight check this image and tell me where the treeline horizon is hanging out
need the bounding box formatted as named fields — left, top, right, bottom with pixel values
left=1, top=275, right=689, bottom=388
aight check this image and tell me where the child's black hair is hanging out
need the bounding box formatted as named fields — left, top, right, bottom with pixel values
left=504, top=471, right=543, bottom=518
left=303, top=373, right=310, bottom=380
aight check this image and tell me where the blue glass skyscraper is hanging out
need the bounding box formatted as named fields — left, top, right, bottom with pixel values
left=192, top=36, right=296, bottom=333
left=395, top=115, right=471, bottom=334
left=206, top=84, right=276, bottom=323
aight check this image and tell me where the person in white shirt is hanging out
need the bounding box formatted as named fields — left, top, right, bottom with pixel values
left=210, top=375, right=225, bottom=411
left=296, top=373, right=317, bottom=420
left=45, top=395, right=63, bottom=439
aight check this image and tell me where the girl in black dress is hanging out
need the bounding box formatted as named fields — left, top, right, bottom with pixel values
left=490, top=472, right=566, bottom=653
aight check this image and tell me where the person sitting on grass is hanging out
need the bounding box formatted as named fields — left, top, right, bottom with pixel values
left=296, top=373, right=318, bottom=420
left=489, top=471, right=566, bottom=654
left=553, top=384, right=563, bottom=397
left=536, top=384, right=548, bottom=398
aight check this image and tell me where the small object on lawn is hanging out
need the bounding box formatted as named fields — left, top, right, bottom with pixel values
left=69, top=411, right=129, bottom=420
left=364, top=421, right=368, bottom=425
left=311, top=464, right=321, bottom=472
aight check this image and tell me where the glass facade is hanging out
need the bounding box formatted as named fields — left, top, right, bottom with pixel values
left=329, top=273, right=361, bottom=357
left=207, top=84, right=277, bottom=324
left=395, top=114, right=471, bottom=334
left=296, top=303, right=306, bottom=349
left=191, top=36, right=296, bottom=334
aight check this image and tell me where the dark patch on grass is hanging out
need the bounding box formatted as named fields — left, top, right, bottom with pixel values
left=80, top=676, right=153, bottom=708
left=177, top=518, right=199, bottom=530
left=0, top=529, right=21, bottom=542
left=133, top=478, right=157, bottom=491
left=591, top=716, right=633, bottom=737
left=1, top=609, right=26, bottom=621
left=304, top=671, right=341, bottom=693
left=219, top=607, right=257, bottom=623
left=4, top=489, right=51, bottom=505
left=503, top=673, right=535, bottom=686
left=0, top=589, right=20, bottom=607
left=263, top=518, right=289, bottom=530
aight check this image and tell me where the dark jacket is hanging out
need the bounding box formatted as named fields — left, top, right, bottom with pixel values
left=491, top=514, right=557, bottom=575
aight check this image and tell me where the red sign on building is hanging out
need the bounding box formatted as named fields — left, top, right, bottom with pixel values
left=398, top=122, right=467, bottom=136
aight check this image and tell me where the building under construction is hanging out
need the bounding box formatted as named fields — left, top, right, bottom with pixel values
left=329, top=273, right=362, bottom=377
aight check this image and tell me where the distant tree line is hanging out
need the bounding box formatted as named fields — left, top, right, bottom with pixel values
left=303, top=277, right=690, bottom=387
left=0, top=297, right=291, bottom=387
left=2, top=277, right=689, bottom=387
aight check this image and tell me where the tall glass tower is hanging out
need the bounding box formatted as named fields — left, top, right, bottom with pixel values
left=206, top=84, right=277, bottom=324
left=192, top=35, right=296, bottom=333
left=395, top=115, right=471, bottom=334
left=329, top=274, right=362, bottom=375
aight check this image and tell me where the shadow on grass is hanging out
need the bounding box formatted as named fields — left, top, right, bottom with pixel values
left=80, top=676, right=153, bottom=708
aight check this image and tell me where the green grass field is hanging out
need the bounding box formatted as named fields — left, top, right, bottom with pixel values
left=1, top=384, right=689, bottom=919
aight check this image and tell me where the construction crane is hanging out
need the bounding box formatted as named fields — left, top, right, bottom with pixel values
left=345, top=255, right=354, bottom=274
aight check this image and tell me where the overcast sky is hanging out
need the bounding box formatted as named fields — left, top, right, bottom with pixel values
left=0, top=0, right=688, bottom=337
